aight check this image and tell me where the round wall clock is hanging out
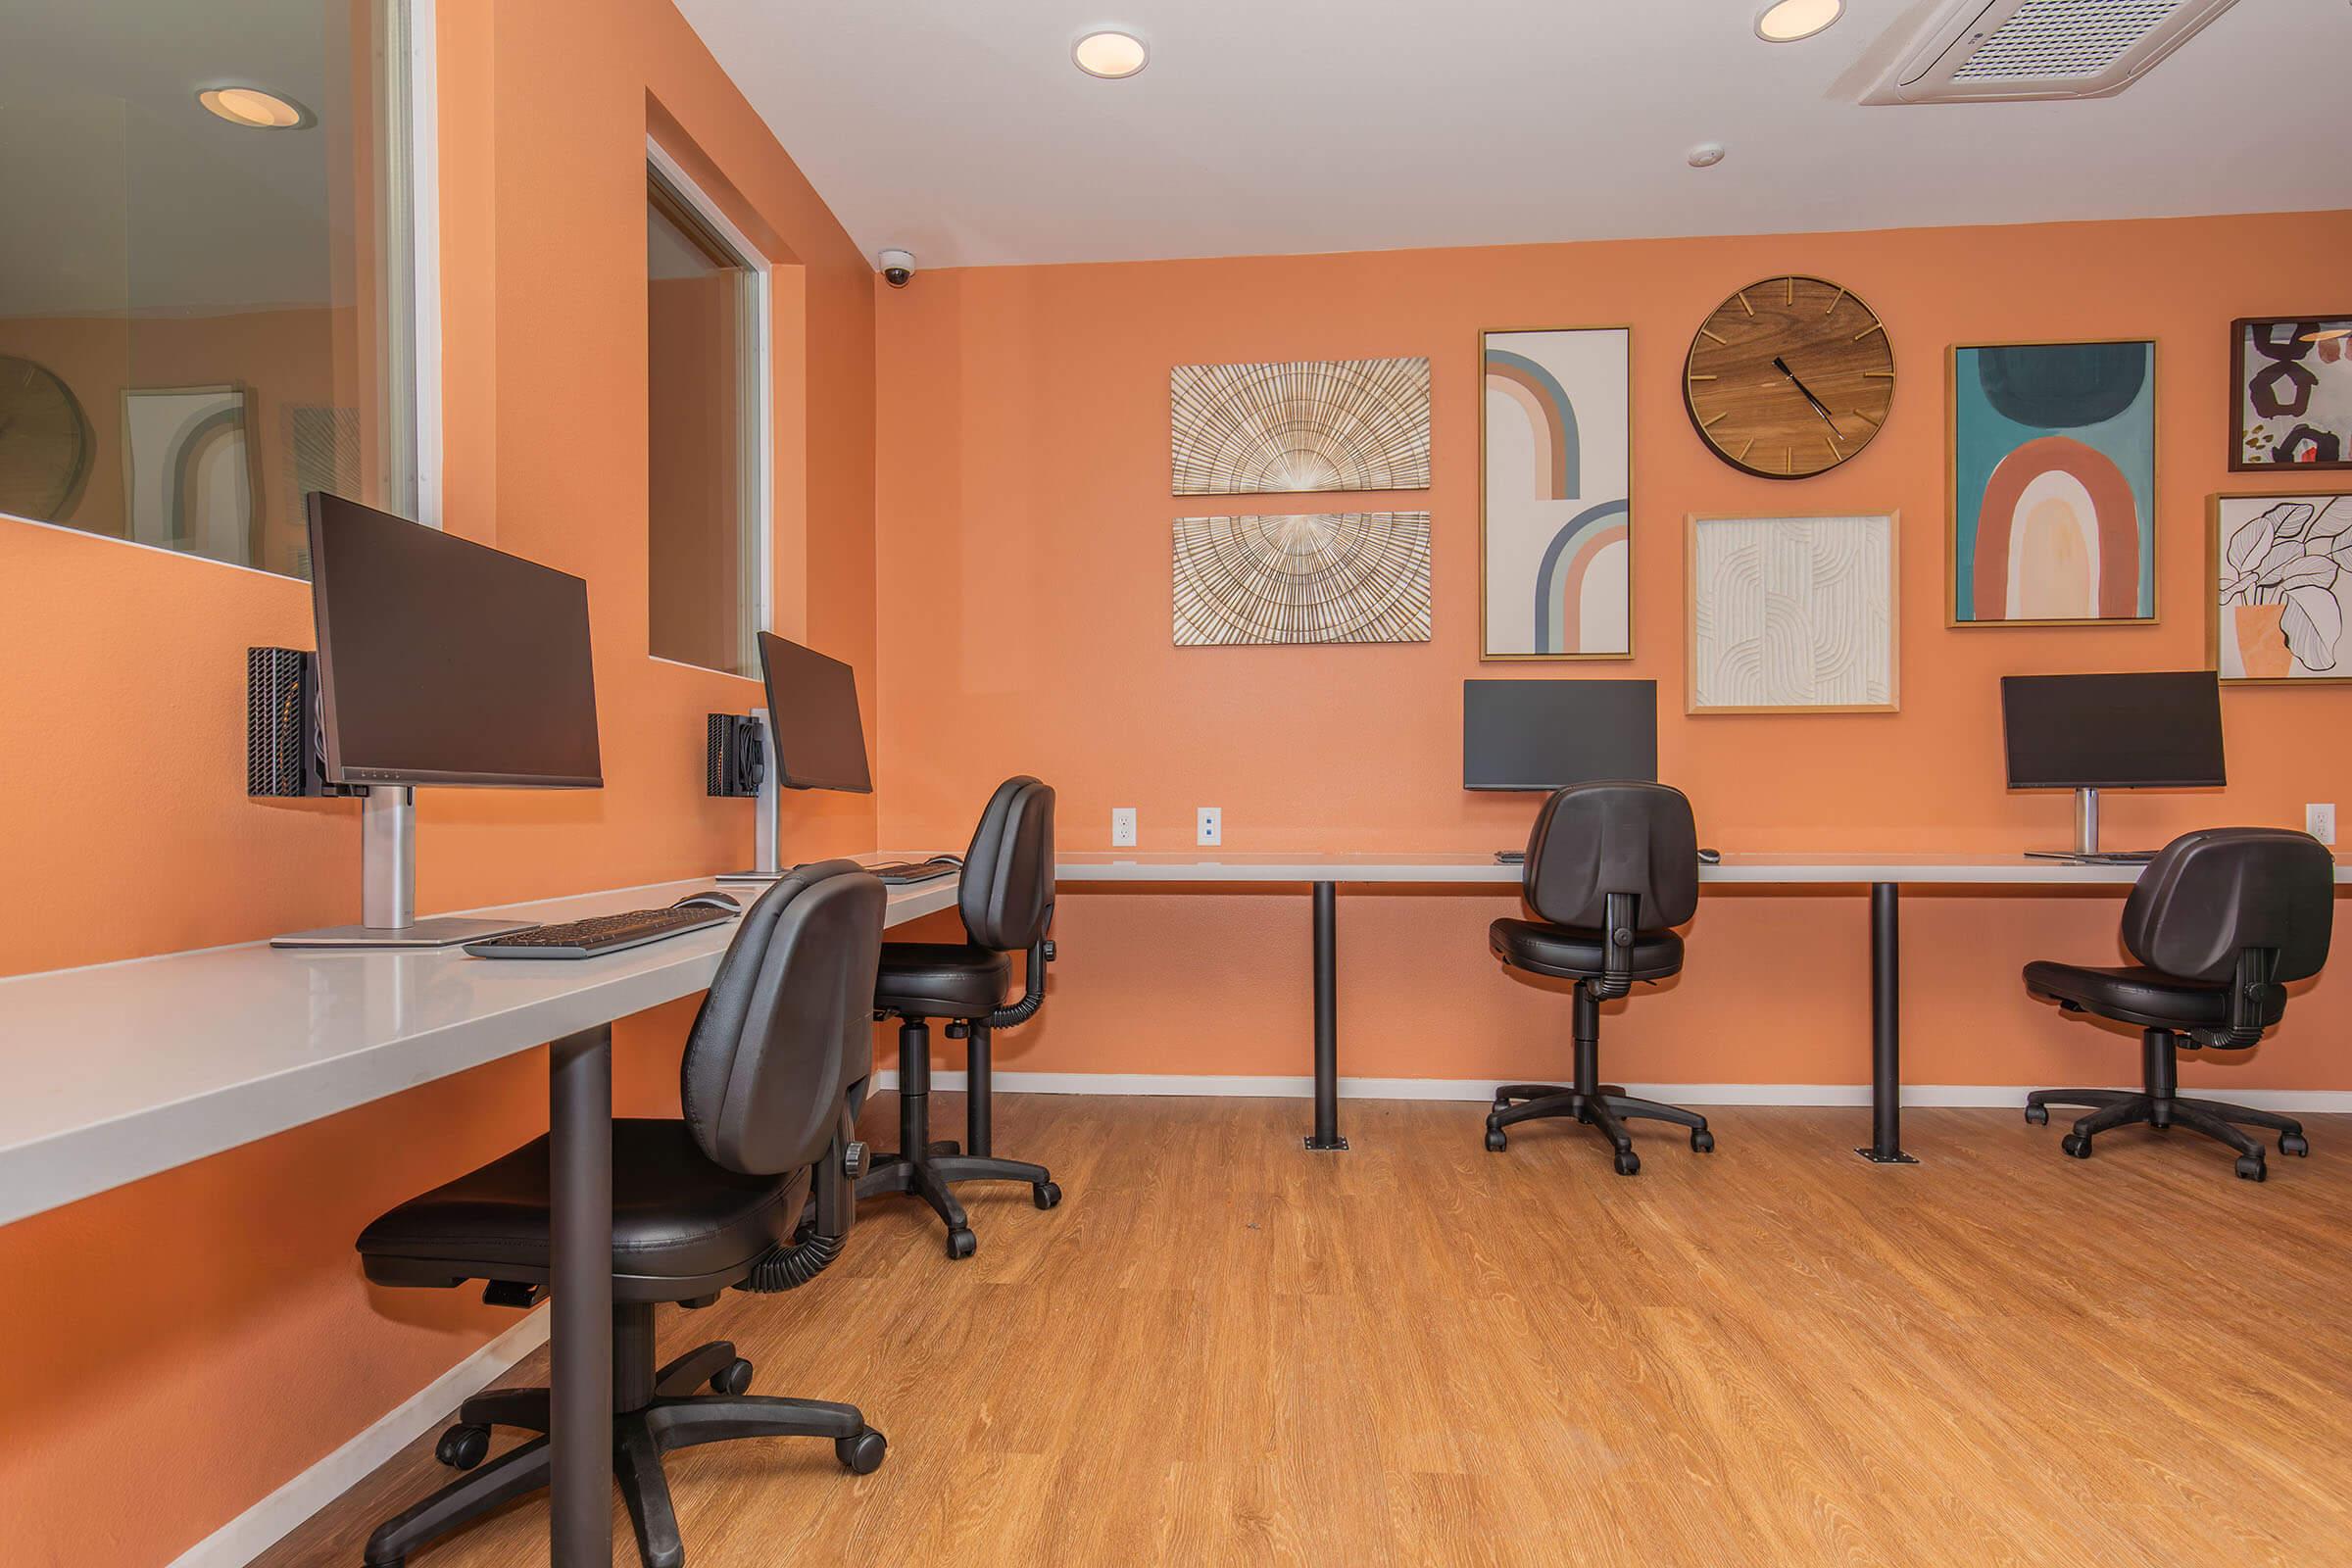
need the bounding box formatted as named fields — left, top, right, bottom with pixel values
left=1683, top=275, right=1893, bottom=479
left=0, top=354, right=95, bottom=521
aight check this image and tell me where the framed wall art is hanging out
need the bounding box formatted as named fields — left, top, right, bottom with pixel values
left=1172, top=511, right=1432, bottom=646
left=1688, top=512, right=1898, bottom=713
left=1170, top=358, right=1431, bottom=495
left=1948, top=340, right=2155, bottom=626
left=2231, top=316, right=2352, bottom=471
left=1480, top=326, right=1630, bottom=660
left=2210, top=491, right=2351, bottom=684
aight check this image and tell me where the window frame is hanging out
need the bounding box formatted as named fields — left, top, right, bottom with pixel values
left=644, top=135, right=772, bottom=680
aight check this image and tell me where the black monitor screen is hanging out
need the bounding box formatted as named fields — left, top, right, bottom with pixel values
left=2000, top=671, right=2225, bottom=790
left=758, top=633, right=873, bottom=793
left=1463, top=679, right=1657, bottom=791
left=310, top=494, right=603, bottom=788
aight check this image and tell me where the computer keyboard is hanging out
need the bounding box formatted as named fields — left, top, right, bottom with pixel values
left=465, top=906, right=731, bottom=959
left=864, top=857, right=960, bottom=885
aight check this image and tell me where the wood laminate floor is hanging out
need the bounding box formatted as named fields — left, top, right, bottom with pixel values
left=260, top=1096, right=2352, bottom=1567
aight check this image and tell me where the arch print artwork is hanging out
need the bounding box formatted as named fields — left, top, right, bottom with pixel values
left=1481, top=328, right=1630, bottom=660
left=1948, top=340, right=2156, bottom=626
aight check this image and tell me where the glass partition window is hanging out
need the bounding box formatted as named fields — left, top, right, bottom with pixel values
left=647, top=162, right=766, bottom=679
left=0, top=0, right=421, bottom=578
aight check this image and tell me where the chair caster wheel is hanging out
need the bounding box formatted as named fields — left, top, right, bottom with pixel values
left=710, top=1357, right=754, bottom=1396
left=1032, top=1181, right=1062, bottom=1210
left=1485, top=1127, right=1508, bottom=1152
left=2280, top=1134, right=2309, bottom=1157
left=1613, top=1150, right=1641, bottom=1177
left=2060, top=1133, right=2092, bottom=1159
left=2024, top=1104, right=2048, bottom=1125
left=946, top=1227, right=977, bottom=1260
left=2235, top=1154, right=2267, bottom=1182
left=835, top=1427, right=888, bottom=1475
left=435, top=1424, right=490, bottom=1471
left=1690, top=1129, right=1715, bottom=1153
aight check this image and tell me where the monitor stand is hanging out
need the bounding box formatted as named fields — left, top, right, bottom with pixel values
left=717, top=707, right=790, bottom=885
left=2023, top=787, right=2152, bottom=864
left=272, top=788, right=535, bottom=949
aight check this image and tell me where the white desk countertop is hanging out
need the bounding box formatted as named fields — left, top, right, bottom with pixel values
left=1054, top=850, right=2352, bottom=887
left=0, top=866, right=958, bottom=1229
left=8, top=849, right=2346, bottom=1230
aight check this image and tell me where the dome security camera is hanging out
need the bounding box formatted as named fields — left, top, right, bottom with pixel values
left=878, top=248, right=916, bottom=288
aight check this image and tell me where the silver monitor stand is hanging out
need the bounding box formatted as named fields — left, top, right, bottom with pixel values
left=271, top=788, right=535, bottom=949
left=717, top=707, right=790, bottom=885
left=2024, top=786, right=2106, bottom=862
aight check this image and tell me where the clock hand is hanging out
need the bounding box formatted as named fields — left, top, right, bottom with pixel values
left=1770, top=355, right=1842, bottom=438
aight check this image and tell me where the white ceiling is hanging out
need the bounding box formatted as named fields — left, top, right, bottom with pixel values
left=672, top=0, right=2352, bottom=270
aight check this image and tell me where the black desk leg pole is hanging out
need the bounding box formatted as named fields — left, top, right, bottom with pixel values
left=1856, top=884, right=1917, bottom=1165
left=1304, top=881, right=1347, bottom=1151
left=549, top=1024, right=614, bottom=1565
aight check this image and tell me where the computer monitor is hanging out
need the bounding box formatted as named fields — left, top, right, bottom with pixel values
left=757, top=633, right=873, bottom=793
left=311, top=494, right=603, bottom=790
left=1463, top=679, right=1657, bottom=791
left=2000, top=670, right=2225, bottom=857
left=274, top=494, right=604, bottom=949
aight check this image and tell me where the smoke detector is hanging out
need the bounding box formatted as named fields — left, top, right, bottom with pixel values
left=1862, top=0, right=2241, bottom=104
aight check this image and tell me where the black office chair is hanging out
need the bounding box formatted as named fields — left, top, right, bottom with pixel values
left=1485, top=782, right=1714, bottom=1176
left=354, top=861, right=890, bottom=1568
left=860, top=776, right=1060, bottom=1258
left=2022, top=827, right=2333, bottom=1182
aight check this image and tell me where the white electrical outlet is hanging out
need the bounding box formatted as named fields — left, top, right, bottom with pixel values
left=1111, top=807, right=1137, bottom=848
left=1197, top=806, right=1222, bottom=847
left=2309, top=803, right=2337, bottom=846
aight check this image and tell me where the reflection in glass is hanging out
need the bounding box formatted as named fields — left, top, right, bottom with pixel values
left=0, top=0, right=416, bottom=578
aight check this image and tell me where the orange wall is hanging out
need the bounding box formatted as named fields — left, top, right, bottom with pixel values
left=0, top=0, right=876, bottom=1560
left=874, top=211, right=2352, bottom=1095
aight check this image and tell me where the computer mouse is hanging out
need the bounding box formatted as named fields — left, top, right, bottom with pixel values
left=671, top=890, right=742, bottom=913
left=1697, top=848, right=1722, bottom=865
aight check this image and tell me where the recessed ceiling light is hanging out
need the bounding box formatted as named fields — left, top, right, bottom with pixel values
left=1755, top=0, right=1843, bottom=43
left=198, top=85, right=313, bottom=129
left=1072, top=29, right=1149, bottom=79
left=1688, top=142, right=1727, bottom=169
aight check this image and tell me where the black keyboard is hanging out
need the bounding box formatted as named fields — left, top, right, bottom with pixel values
left=864, top=857, right=960, bottom=885
left=465, top=906, right=731, bottom=959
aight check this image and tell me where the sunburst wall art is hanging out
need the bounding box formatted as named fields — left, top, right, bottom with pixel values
left=1172, top=512, right=1432, bottom=647
left=1170, top=358, right=1431, bottom=495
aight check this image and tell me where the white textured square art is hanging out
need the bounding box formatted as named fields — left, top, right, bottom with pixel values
left=1687, top=513, right=1898, bottom=712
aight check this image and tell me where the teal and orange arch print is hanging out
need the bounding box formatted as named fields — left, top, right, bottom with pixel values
left=1481, top=328, right=1631, bottom=659
left=1950, top=340, right=2156, bottom=625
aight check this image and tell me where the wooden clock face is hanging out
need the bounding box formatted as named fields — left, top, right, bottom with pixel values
left=1684, top=276, right=1893, bottom=479
left=0, top=354, right=94, bottom=522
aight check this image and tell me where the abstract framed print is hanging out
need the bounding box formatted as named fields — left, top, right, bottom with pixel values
left=1948, top=340, right=2156, bottom=626
left=2231, top=316, right=2352, bottom=472
left=1480, top=327, right=1631, bottom=660
left=2210, top=491, right=2352, bottom=684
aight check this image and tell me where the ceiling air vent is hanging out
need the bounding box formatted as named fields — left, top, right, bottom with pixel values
left=1862, top=0, right=2240, bottom=104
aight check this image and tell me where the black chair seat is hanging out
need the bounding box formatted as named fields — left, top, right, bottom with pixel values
left=874, top=942, right=1010, bottom=1018
left=357, top=1119, right=807, bottom=1298
left=2023, top=960, right=2281, bottom=1035
left=1490, top=918, right=1684, bottom=982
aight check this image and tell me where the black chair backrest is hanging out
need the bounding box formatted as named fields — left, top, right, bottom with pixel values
left=2123, top=828, right=2333, bottom=985
left=1524, top=782, right=1698, bottom=932
left=959, top=776, right=1055, bottom=953
left=679, top=860, right=887, bottom=1175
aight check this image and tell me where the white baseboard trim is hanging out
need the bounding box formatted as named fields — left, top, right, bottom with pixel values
left=172, top=1305, right=550, bottom=1568
left=870, top=1068, right=2352, bottom=1113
